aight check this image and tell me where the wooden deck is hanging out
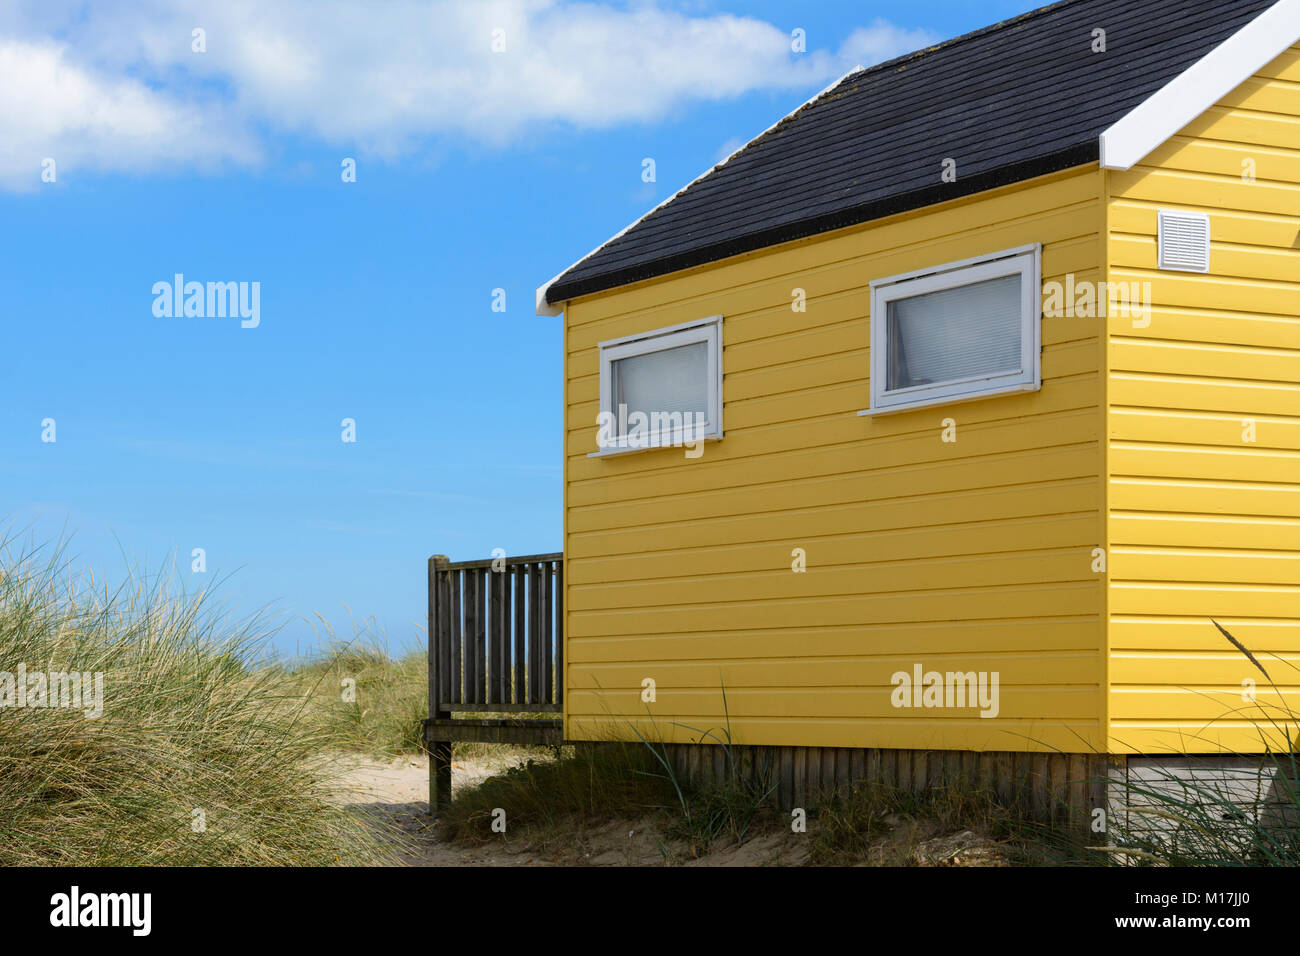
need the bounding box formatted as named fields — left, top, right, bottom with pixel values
left=425, top=552, right=565, bottom=809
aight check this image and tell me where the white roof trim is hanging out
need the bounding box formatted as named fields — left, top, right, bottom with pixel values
left=1100, top=0, right=1300, bottom=170
left=534, top=65, right=866, bottom=316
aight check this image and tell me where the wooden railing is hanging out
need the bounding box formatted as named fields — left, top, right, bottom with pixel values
left=427, top=552, right=563, bottom=716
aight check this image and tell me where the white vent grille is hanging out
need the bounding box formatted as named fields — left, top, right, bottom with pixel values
left=1158, top=210, right=1211, bottom=273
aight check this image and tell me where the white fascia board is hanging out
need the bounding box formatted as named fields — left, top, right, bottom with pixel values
left=535, top=270, right=566, bottom=317
left=533, top=65, right=866, bottom=316
left=1099, top=0, right=1300, bottom=170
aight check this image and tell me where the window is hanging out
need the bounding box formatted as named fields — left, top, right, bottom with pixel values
left=595, top=315, right=722, bottom=454
left=864, top=245, right=1041, bottom=414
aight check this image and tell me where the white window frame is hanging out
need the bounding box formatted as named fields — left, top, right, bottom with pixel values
left=861, top=244, right=1042, bottom=416
left=593, top=315, right=723, bottom=456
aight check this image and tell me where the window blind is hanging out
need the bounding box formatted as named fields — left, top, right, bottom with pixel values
left=886, top=274, right=1022, bottom=391
left=611, top=340, right=708, bottom=433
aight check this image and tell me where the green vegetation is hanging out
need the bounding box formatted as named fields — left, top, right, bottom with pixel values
left=0, top=539, right=399, bottom=866
left=282, top=632, right=428, bottom=758
left=810, top=778, right=1051, bottom=865
left=438, top=706, right=782, bottom=859
left=281, top=629, right=552, bottom=762
left=438, top=743, right=675, bottom=848
left=438, top=735, right=1053, bottom=864
left=1088, top=622, right=1300, bottom=867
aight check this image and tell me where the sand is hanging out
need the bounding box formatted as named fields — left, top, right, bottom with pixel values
left=330, top=751, right=1011, bottom=866
left=329, top=751, right=815, bottom=866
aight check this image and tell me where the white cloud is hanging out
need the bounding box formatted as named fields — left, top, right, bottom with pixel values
left=0, top=0, right=940, bottom=189
left=839, top=19, right=942, bottom=66
left=0, top=38, right=260, bottom=190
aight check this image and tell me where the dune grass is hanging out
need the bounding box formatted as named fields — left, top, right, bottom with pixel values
left=810, top=778, right=1058, bottom=865
left=436, top=701, right=1058, bottom=865
left=437, top=706, right=786, bottom=858
left=437, top=736, right=1051, bottom=864
left=281, top=629, right=428, bottom=758
left=280, top=627, right=554, bottom=764
left=0, top=539, right=399, bottom=866
left=1087, top=622, right=1300, bottom=867
left=436, top=742, right=678, bottom=850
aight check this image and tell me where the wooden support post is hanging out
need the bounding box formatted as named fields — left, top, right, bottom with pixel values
left=429, top=740, right=453, bottom=812
left=428, top=554, right=452, bottom=814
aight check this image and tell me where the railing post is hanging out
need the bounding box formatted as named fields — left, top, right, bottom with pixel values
left=529, top=562, right=542, bottom=705
left=554, top=557, right=563, bottom=709
left=513, top=564, right=526, bottom=706
left=466, top=568, right=484, bottom=705
left=428, top=554, right=452, bottom=812
left=490, top=563, right=508, bottom=704
left=542, top=560, right=554, bottom=705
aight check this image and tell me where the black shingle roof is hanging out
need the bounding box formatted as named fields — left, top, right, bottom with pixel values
left=543, top=0, right=1276, bottom=306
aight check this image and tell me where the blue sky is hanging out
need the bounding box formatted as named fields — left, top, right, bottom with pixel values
left=1, top=0, right=1046, bottom=657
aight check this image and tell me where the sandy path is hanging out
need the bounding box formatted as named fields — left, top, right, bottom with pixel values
left=330, top=751, right=544, bottom=866
left=327, top=751, right=814, bottom=866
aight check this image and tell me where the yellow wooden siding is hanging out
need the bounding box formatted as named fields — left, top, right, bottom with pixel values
left=1105, top=44, right=1300, bottom=755
left=562, top=166, right=1107, bottom=753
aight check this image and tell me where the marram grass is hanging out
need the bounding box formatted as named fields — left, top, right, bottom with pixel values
left=1093, top=622, right=1300, bottom=867
left=281, top=627, right=428, bottom=759
left=0, top=539, right=400, bottom=866
left=279, top=618, right=555, bottom=762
